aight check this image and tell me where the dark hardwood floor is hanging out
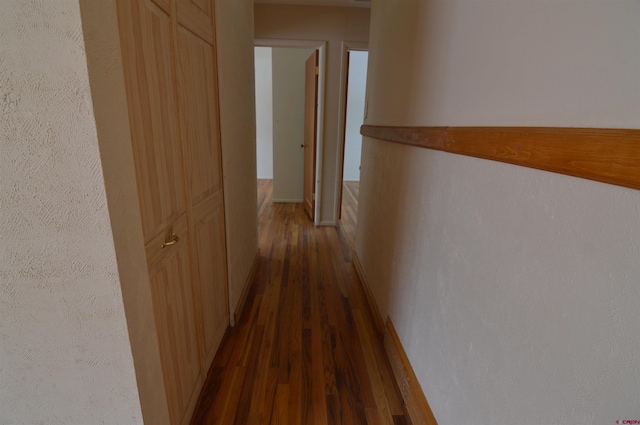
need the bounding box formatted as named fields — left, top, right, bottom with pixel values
left=191, top=179, right=407, bottom=425
left=339, top=181, right=359, bottom=253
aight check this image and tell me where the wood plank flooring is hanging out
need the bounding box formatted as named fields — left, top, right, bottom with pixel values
left=191, top=179, right=407, bottom=425
left=339, top=181, right=359, bottom=253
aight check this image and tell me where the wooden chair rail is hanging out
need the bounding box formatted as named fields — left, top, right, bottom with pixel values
left=361, top=125, right=640, bottom=191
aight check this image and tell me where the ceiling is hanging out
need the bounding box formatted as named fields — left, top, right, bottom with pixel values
left=254, top=0, right=371, bottom=8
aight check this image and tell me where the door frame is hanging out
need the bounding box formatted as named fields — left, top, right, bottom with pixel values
left=303, top=50, right=319, bottom=221
left=255, top=38, right=327, bottom=224
left=334, top=41, right=368, bottom=224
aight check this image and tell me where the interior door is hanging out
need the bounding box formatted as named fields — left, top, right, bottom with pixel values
left=116, top=1, right=202, bottom=424
left=117, top=0, right=228, bottom=424
left=117, top=0, right=186, bottom=240
left=175, top=8, right=229, bottom=371
left=303, top=51, right=319, bottom=221
left=145, top=215, right=201, bottom=425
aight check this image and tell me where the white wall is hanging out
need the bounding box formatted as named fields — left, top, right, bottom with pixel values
left=255, top=46, right=274, bottom=179
left=365, top=0, right=640, bottom=127
left=272, top=47, right=315, bottom=202
left=255, top=4, right=370, bottom=222
left=0, top=1, right=143, bottom=423
left=358, top=1, right=640, bottom=424
left=215, top=0, right=260, bottom=316
left=342, top=50, right=368, bottom=182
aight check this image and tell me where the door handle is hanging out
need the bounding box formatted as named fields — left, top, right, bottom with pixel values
left=161, top=234, right=180, bottom=249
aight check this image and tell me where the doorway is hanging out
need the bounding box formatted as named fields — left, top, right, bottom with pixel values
left=338, top=49, right=368, bottom=248
left=254, top=43, right=324, bottom=222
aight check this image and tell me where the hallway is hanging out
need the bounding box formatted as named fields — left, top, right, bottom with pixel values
left=191, top=180, right=407, bottom=424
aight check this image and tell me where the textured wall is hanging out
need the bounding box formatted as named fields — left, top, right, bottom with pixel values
left=358, top=0, right=640, bottom=424
left=365, top=0, right=640, bottom=127
left=215, top=0, right=260, bottom=319
left=255, top=4, right=370, bottom=224
left=0, top=1, right=143, bottom=423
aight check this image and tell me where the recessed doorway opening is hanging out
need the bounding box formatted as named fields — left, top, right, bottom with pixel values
left=338, top=49, right=368, bottom=249
left=254, top=40, right=326, bottom=225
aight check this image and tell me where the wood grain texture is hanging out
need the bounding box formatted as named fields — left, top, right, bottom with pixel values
left=339, top=181, right=358, bottom=256
left=384, top=319, right=438, bottom=425
left=117, top=0, right=186, bottom=241
left=176, top=0, right=215, bottom=43
left=145, top=214, right=203, bottom=425
left=190, top=180, right=408, bottom=425
left=177, top=24, right=223, bottom=206
left=191, top=193, right=228, bottom=370
left=361, top=125, right=640, bottom=191
left=360, top=126, right=447, bottom=150
left=176, top=13, right=229, bottom=379
left=118, top=0, right=227, bottom=423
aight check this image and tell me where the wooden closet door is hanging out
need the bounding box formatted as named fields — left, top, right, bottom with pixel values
left=176, top=13, right=229, bottom=368
left=177, top=0, right=215, bottom=43
left=117, top=0, right=186, bottom=240
left=190, top=193, right=228, bottom=367
left=145, top=216, right=201, bottom=425
left=116, top=1, right=204, bottom=424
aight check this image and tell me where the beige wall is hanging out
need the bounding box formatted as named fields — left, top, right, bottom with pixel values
left=0, top=1, right=143, bottom=423
left=255, top=46, right=274, bottom=179
left=358, top=1, right=640, bottom=424
left=272, top=48, right=315, bottom=202
left=255, top=4, right=370, bottom=224
left=215, top=0, right=260, bottom=318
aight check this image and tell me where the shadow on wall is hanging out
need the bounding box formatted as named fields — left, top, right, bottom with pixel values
left=358, top=0, right=458, bottom=318
left=356, top=138, right=435, bottom=321
left=366, top=1, right=451, bottom=125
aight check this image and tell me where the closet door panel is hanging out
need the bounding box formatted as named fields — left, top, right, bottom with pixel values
left=176, top=25, right=222, bottom=205
left=192, top=193, right=228, bottom=366
left=117, top=0, right=186, bottom=241
left=177, top=0, right=215, bottom=43
left=176, top=21, right=228, bottom=370
left=145, top=215, right=202, bottom=425
left=150, top=0, right=170, bottom=13
left=118, top=0, right=227, bottom=423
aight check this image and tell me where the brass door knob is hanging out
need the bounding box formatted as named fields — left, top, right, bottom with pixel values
left=161, top=234, right=180, bottom=249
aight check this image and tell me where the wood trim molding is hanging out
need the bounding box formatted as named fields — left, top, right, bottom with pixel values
left=352, top=251, right=385, bottom=337
left=361, top=125, right=640, bottom=191
left=353, top=250, right=437, bottom=424
left=384, top=319, right=438, bottom=425
left=362, top=126, right=448, bottom=150
left=232, top=249, right=260, bottom=326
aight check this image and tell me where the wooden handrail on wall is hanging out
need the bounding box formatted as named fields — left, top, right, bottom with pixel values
left=361, top=125, right=640, bottom=191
